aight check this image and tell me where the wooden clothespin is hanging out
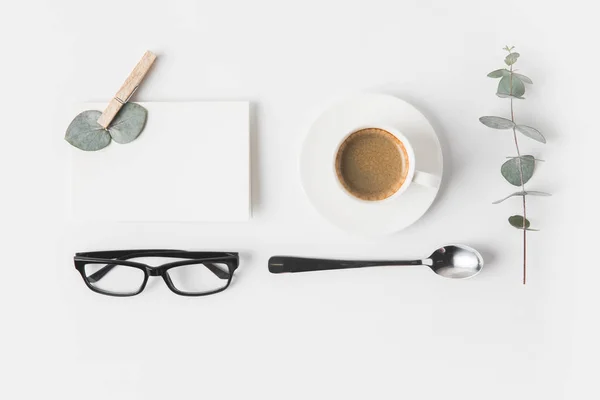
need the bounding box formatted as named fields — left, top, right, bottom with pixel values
left=97, top=51, right=157, bottom=129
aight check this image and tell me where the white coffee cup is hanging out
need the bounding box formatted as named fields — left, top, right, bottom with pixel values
left=333, top=126, right=440, bottom=202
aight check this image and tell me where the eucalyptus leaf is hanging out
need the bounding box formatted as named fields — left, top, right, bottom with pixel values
left=513, top=72, right=532, bottom=84
left=493, top=192, right=523, bottom=204
left=492, top=190, right=552, bottom=204
left=498, top=76, right=510, bottom=95
left=479, top=116, right=515, bottom=129
left=508, top=215, right=530, bottom=229
left=511, top=77, right=525, bottom=97
left=498, top=75, right=525, bottom=98
left=108, top=103, right=148, bottom=144
left=487, top=69, right=509, bottom=78
left=516, top=125, right=546, bottom=143
left=65, top=110, right=111, bottom=151
left=526, top=191, right=552, bottom=196
left=501, top=155, right=535, bottom=186
left=505, top=52, right=520, bottom=66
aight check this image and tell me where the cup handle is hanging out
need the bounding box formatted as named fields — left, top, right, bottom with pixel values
left=412, top=170, right=441, bottom=189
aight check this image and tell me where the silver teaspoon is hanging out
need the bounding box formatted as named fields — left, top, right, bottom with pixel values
left=269, top=244, right=483, bottom=279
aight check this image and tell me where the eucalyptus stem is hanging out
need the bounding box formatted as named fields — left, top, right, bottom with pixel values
left=510, top=95, right=527, bottom=285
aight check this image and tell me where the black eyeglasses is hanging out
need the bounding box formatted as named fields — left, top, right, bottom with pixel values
left=74, top=250, right=239, bottom=297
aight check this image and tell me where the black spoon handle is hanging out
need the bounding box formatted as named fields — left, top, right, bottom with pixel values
left=268, top=256, right=423, bottom=274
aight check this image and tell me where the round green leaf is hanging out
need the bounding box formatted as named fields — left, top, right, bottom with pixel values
left=497, top=76, right=510, bottom=95
left=501, top=155, right=535, bottom=186
left=108, top=103, right=148, bottom=144
left=479, top=116, right=515, bottom=129
left=508, top=215, right=530, bottom=229
left=65, top=110, right=111, bottom=151
left=497, top=75, right=525, bottom=98
left=512, top=72, right=532, bottom=84
left=505, top=52, right=520, bottom=66
left=516, top=125, right=546, bottom=143
left=487, top=69, right=509, bottom=78
left=511, top=77, right=525, bottom=97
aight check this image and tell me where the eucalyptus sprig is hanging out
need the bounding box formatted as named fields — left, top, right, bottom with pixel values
left=479, top=46, right=550, bottom=284
left=65, top=103, right=148, bottom=151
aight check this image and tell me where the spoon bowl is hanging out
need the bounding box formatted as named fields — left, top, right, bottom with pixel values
left=427, top=244, right=483, bottom=279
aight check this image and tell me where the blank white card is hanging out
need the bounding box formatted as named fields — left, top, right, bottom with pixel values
left=71, top=102, right=250, bottom=222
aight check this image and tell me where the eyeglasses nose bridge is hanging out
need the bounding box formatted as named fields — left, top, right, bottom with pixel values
left=147, top=268, right=162, bottom=277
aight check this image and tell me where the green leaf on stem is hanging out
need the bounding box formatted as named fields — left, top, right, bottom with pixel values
left=512, top=77, right=526, bottom=97
left=527, top=190, right=551, bottom=196
left=501, top=155, right=535, bottom=186
left=493, top=190, right=552, bottom=204
left=479, top=116, right=515, bottom=129
left=498, top=75, right=525, bottom=98
left=487, top=69, right=510, bottom=78
left=505, top=52, right=520, bottom=66
left=508, top=215, right=530, bottom=229
left=498, top=76, right=511, bottom=95
left=516, top=125, right=546, bottom=143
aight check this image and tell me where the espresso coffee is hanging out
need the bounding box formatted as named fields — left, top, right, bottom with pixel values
left=335, top=128, right=409, bottom=201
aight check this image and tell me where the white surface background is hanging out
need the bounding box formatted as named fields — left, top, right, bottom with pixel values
left=1, top=1, right=598, bottom=399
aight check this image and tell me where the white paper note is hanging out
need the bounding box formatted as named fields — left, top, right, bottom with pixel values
left=70, top=102, right=250, bottom=222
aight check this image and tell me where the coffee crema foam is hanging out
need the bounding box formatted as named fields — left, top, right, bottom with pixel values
left=335, top=128, right=409, bottom=201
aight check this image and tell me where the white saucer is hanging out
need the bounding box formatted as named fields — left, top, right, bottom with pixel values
left=300, top=93, right=443, bottom=235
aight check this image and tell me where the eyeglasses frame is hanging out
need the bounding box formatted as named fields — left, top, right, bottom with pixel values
left=74, top=249, right=239, bottom=297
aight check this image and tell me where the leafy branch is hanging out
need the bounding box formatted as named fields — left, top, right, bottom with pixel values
left=479, top=47, right=551, bottom=284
